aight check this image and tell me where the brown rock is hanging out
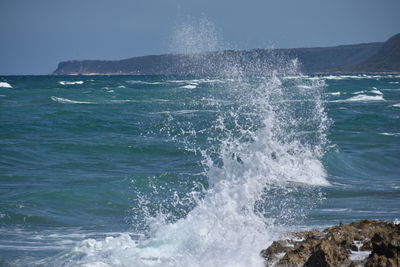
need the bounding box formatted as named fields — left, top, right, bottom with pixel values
left=261, top=220, right=400, bottom=267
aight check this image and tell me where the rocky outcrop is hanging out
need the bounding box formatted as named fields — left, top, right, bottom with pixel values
left=261, top=220, right=400, bottom=267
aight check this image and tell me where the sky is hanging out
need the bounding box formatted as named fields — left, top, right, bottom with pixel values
left=0, top=0, right=399, bottom=75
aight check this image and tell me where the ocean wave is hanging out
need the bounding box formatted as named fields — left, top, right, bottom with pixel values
left=0, top=82, right=12, bottom=88
left=154, top=109, right=216, bottom=115
left=392, top=103, right=400, bottom=107
left=126, top=80, right=164, bottom=85
left=389, top=81, right=399, bottom=84
left=108, top=99, right=139, bottom=103
left=169, top=78, right=224, bottom=84
left=370, top=89, right=383, bottom=95
left=180, top=84, right=197, bottom=89
left=352, top=90, right=366, bottom=95
left=59, top=81, right=84, bottom=85
left=382, top=88, right=400, bottom=91
left=320, top=74, right=385, bottom=80
left=351, top=88, right=383, bottom=96
left=327, top=92, right=341, bottom=96
left=51, top=96, right=93, bottom=104
left=332, top=94, right=385, bottom=103
left=379, top=132, right=400, bottom=136
left=297, top=85, right=313, bottom=89
left=51, top=96, right=143, bottom=105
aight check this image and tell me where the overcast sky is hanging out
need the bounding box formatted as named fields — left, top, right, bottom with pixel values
left=1, top=0, right=399, bottom=75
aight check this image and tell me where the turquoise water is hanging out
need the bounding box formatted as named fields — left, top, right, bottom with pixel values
left=0, top=73, right=399, bottom=266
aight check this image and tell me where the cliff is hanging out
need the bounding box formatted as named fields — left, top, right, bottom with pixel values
left=52, top=33, right=400, bottom=75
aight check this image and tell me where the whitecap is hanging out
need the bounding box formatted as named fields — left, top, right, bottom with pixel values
left=297, top=85, right=313, bottom=89
left=0, top=82, right=12, bottom=88
left=283, top=75, right=310, bottom=80
left=352, top=90, right=366, bottom=95
left=389, top=81, right=399, bottom=84
left=59, top=81, right=84, bottom=85
left=180, top=84, right=197, bottom=89
left=333, top=94, right=385, bottom=102
left=327, top=92, right=341, bottom=96
left=321, top=75, right=344, bottom=80
left=51, top=96, right=93, bottom=104
left=108, top=99, right=139, bottom=104
left=371, top=90, right=383, bottom=95
left=379, top=132, right=400, bottom=136
left=126, top=80, right=164, bottom=85
left=392, top=103, right=400, bottom=107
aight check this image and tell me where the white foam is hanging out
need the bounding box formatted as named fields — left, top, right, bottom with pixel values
left=334, top=94, right=385, bottom=102
left=371, top=87, right=383, bottom=95
left=327, top=92, right=341, bottom=96
left=59, top=81, right=84, bottom=85
left=349, top=251, right=370, bottom=261
left=180, top=84, right=197, bottom=89
left=51, top=96, right=93, bottom=104
left=379, top=132, right=400, bottom=136
left=297, top=85, right=313, bottom=89
left=108, top=99, right=139, bottom=104
left=371, top=90, right=383, bottom=95
left=389, top=81, right=399, bottom=84
left=0, top=82, right=12, bottom=88
left=126, top=80, right=164, bottom=85
left=321, top=75, right=344, bottom=80
left=321, top=75, right=385, bottom=80
left=392, top=103, right=400, bottom=107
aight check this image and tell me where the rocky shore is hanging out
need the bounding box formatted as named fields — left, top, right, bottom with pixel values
left=261, top=220, right=399, bottom=267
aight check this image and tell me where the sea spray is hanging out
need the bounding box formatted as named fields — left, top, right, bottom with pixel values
left=47, top=19, right=330, bottom=267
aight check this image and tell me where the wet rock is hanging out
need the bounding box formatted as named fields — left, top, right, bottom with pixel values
left=261, top=220, right=400, bottom=267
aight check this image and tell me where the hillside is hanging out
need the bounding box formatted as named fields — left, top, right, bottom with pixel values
left=347, top=33, right=400, bottom=72
left=52, top=33, right=400, bottom=75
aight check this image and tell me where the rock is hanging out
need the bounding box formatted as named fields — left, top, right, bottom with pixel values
left=261, top=220, right=400, bottom=267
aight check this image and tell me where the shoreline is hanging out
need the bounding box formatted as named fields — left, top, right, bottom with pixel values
left=261, top=219, right=399, bottom=266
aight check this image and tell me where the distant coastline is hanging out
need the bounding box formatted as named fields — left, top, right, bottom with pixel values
left=52, top=33, right=400, bottom=76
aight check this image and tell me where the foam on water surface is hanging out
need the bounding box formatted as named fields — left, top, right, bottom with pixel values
left=59, top=81, right=84, bottom=85
left=0, top=82, right=12, bottom=88
left=333, top=94, right=385, bottom=102
left=51, top=96, right=94, bottom=104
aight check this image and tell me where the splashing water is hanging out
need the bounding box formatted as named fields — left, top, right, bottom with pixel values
left=48, top=20, right=330, bottom=267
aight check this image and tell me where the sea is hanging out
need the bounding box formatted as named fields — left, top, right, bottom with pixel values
left=1, top=68, right=399, bottom=266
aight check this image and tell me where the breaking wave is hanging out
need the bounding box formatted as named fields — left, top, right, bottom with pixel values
left=333, top=94, right=385, bottom=103
left=0, top=82, right=12, bottom=88
left=59, top=81, right=84, bottom=85
left=46, top=18, right=330, bottom=267
left=51, top=96, right=93, bottom=104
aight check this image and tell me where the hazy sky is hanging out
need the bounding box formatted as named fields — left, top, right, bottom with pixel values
left=1, top=0, right=399, bottom=75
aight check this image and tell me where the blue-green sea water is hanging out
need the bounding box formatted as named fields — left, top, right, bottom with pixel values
left=0, top=73, right=399, bottom=266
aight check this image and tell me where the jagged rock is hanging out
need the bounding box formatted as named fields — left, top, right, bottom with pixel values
left=261, top=220, right=400, bottom=267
